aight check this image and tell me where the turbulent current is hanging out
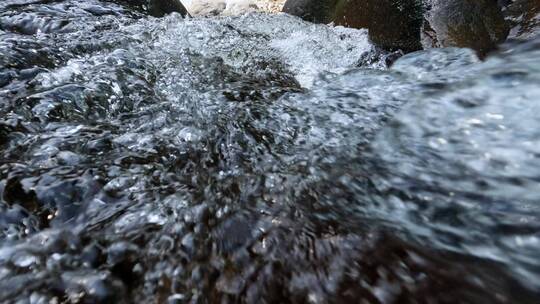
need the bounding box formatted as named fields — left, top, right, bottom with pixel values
left=1, top=0, right=540, bottom=303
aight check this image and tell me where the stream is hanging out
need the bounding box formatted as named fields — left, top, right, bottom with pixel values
left=1, top=0, right=540, bottom=303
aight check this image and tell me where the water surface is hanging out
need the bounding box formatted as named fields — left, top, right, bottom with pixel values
left=1, top=1, right=540, bottom=302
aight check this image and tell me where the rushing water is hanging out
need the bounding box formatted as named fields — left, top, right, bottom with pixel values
left=1, top=1, right=540, bottom=303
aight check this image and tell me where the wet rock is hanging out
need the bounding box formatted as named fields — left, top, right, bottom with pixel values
left=147, top=0, right=189, bottom=16
left=282, top=0, right=509, bottom=54
left=339, top=0, right=424, bottom=52
left=282, top=0, right=337, bottom=24
left=422, top=0, right=509, bottom=56
left=503, top=0, right=540, bottom=39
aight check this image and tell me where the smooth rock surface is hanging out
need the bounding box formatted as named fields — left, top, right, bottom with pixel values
left=116, top=0, right=189, bottom=16
left=147, top=0, right=189, bottom=16
left=422, top=0, right=509, bottom=56
left=282, top=0, right=336, bottom=23
left=337, top=0, right=424, bottom=52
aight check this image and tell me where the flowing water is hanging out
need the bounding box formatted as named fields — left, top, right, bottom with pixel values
left=1, top=1, right=540, bottom=303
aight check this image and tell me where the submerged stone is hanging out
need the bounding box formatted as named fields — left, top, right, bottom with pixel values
left=339, top=0, right=424, bottom=52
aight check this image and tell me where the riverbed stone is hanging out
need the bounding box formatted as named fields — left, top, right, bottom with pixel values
left=337, top=0, right=424, bottom=52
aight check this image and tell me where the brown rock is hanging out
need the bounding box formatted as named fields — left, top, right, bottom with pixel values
left=336, top=0, right=424, bottom=52
left=282, top=0, right=509, bottom=55
left=422, top=0, right=509, bottom=56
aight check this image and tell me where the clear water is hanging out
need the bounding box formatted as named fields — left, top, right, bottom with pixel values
left=1, top=1, right=540, bottom=303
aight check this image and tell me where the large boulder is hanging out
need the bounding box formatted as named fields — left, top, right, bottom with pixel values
left=336, top=0, right=424, bottom=53
left=281, top=0, right=338, bottom=24
left=147, top=0, right=188, bottom=16
left=282, top=0, right=509, bottom=55
left=422, top=0, right=509, bottom=56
